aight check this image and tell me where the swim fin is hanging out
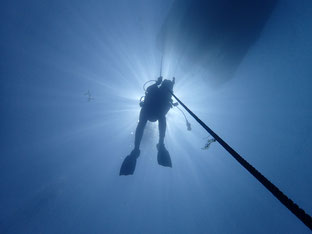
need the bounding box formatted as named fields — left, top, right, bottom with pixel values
left=119, top=149, right=140, bottom=176
left=157, top=144, right=172, bottom=167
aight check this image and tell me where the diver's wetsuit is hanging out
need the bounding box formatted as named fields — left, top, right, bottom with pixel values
left=134, top=82, right=173, bottom=150
left=119, top=79, right=174, bottom=175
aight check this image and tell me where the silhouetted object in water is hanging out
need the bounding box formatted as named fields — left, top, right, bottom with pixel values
left=119, top=149, right=140, bottom=176
left=157, top=143, right=172, bottom=167
left=158, top=0, right=278, bottom=86
left=202, top=137, right=216, bottom=150
left=120, top=77, right=176, bottom=175
left=84, top=90, right=94, bottom=102
left=176, top=105, right=192, bottom=131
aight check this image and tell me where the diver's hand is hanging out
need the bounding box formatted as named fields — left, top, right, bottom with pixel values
left=173, top=102, right=179, bottom=107
left=156, top=76, right=163, bottom=85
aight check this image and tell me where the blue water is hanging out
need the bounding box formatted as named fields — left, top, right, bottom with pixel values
left=0, top=0, right=311, bottom=233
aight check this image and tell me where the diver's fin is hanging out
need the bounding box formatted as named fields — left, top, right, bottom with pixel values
left=157, top=144, right=172, bottom=167
left=119, top=149, right=140, bottom=176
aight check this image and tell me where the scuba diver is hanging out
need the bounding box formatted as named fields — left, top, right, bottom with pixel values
left=120, top=76, right=177, bottom=175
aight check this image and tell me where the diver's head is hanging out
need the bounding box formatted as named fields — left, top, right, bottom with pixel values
left=160, top=79, right=175, bottom=91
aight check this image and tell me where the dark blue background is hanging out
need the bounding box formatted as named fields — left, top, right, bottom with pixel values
left=0, top=0, right=311, bottom=233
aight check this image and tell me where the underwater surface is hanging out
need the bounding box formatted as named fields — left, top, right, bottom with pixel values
left=0, top=0, right=311, bottom=233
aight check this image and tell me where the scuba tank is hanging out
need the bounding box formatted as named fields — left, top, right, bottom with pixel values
left=139, top=77, right=174, bottom=108
left=139, top=77, right=191, bottom=131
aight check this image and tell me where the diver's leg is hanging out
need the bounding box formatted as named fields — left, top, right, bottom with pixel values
left=120, top=110, right=147, bottom=176
left=158, top=116, right=166, bottom=145
left=134, top=110, right=147, bottom=151
left=157, top=116, right=172, bottom=167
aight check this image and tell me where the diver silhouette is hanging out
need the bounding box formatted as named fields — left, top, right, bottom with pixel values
left=120, top=77, right=177, bottom=175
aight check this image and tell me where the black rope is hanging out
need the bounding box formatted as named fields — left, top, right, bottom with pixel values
left=169, top=90, right=312, bottom=231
